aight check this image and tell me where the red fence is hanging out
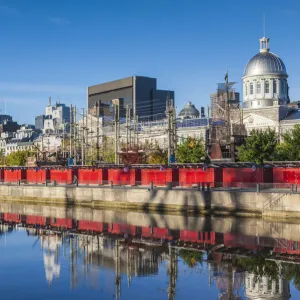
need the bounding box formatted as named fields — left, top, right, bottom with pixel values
left=273, top=168, right=300, bottom=187
left=141, top=168, right=179, bottom=186
left=50, top=169, right=78, bottom=185
left=179, top=168, right=223, bottom=187
left=4, top=169, right=26, bottom=183
left=78, top=168, right=108, bottom=185
left=26, top=169, right=50, bottom=184
left=108, top=168, right=141, bottom=185
left=0, top=166, right=297, bottom=188
left=223, top=168, right=273, bottom=187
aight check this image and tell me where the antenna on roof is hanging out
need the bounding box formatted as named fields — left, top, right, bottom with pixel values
left=263, top=13, right=266, bottom=37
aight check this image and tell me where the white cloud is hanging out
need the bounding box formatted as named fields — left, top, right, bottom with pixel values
left=49, top=17, right=70, bottom=25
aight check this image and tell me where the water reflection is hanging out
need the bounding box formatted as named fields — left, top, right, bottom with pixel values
left=0, top=202, right=300, bottom=299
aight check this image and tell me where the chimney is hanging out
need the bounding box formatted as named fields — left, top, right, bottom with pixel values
left=201, top=107, right=205, bottom=118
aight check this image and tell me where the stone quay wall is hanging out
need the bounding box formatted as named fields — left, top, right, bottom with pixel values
left=0, top=185, right=299, bottom=218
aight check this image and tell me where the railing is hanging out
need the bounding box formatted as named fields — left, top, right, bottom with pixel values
left=0, top=179, right=298, bottom=193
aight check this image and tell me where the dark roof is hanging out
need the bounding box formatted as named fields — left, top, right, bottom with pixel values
left=178, top=102, right=200, bottom=118
left=281, top=109, right=300, bottom=122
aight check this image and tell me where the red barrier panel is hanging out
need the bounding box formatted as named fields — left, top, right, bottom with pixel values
left=4, top=169, right=26, bottom=183
left=50, top=168, right=78, bottom=184
left=223, top=168, right=273, bottom=187
left=180, top=230, right=216, bottom=244
left=26, top=215, right=47, bottom=226
left=78, top=220, right=104, bottom=232
left=273, top=168, right=300, bottom=186
left=108, top=168, right=141, bottom=185
left=224, top=233, right=257, bottom=250
left=50, top=218, right=73, bottom=228
left=26, top=169, right=50, bottom=184
left=78, top=168, right=108, bottom=185
left=3, top=213, right=21, bottom=223
left=141, top=168, right=179, bottom=186
left=0, top=169, right=4, bottom=182
left=179, top=168, right=222, bottom=187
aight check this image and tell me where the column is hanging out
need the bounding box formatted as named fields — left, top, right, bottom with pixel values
left=277, top=79, right=281, bottom=98
left=261, top=79, right=265, bottom=98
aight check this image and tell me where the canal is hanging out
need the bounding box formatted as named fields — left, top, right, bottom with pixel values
left=0, top=202, right=299, bottom=299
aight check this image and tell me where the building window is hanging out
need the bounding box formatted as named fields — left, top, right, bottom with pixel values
left=265, top=81, right=270, bottom=93
left=245, top=84, right=248, bottom=95
left=256, top=81, right=261, bottom=94
left=250, top=82, right=253, bottom=95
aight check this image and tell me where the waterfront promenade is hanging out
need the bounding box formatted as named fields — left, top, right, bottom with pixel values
left=0, top=182, right=299, bottom=218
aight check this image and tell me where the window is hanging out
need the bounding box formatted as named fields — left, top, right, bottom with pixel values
left=250, top=82, right=253, bottom=94
left=245, top=84, right=248, bottom=95
left=273, top=80, right=277, bottom=93
left=281, top=80, right=284, bottom=94
left=265, top=81, right=270, bottom=93
left=256, top=81, right=261, bottom=94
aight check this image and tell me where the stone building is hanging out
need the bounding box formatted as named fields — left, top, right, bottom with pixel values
left=241, top=36, right=300, bottom=135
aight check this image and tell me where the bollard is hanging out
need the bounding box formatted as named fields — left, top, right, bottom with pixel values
left=207, top=183, right=210, bottom=191
left=53, top=180, right=57, bottom=186
left=295, top=185, right=298, bottom=193
left=202, top=182, right=205, bottom=191
left=18, top=180, right=20, bottom=186
left=150, top=182, right=153, bottom=191
left=45, top=180, right=48, bottom=186
left=290, top=184, right=294, bottom=194
left=256, top=183, right=260, bottom=193
left=110, top=181, right=113, bottom=188
left=196, top=182, right=200, bottom=191
left=167, top=182, right=172, bottom=190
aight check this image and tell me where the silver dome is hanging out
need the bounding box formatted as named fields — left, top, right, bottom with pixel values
left=178, top=102, right=199, bottom=118
left=243, top=51, right=287, bottom=77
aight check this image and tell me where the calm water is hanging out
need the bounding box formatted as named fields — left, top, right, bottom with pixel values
left=0, top=202, right=299, bottom=299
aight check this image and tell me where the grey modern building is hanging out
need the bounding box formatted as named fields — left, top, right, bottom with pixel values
left=0, top=114, right=12, bottom=124
left=88, top=76, right=174, bottom=120
left=35, top=114, right=45, bottom=130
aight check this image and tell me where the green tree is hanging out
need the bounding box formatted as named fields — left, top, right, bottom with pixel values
left=277, top=124, right=300, bottom=161
left=5, top=150, right=33, bottom=166
left=147, top=144, right=167, bottom=165
left=180, top=249, right=203, bottom=268
left=284, top=263, right=300, bottom=290
left=237, top=256, right=280, bottom=281
left=175, top=137, right=206, bottom=163
left=237, top=128, right=279, bottom=164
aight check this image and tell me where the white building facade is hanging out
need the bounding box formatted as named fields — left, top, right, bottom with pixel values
left=242, top=36, right=300, bottom=135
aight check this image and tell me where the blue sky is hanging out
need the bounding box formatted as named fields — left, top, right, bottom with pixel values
left=1, top=0, right=300, bottom=123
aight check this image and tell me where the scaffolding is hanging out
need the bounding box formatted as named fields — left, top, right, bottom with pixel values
left=207, top=74, right=246, bottom=161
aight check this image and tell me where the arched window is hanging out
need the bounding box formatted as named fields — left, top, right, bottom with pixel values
left=256, top=81, right=261, bottom=94
left=265, top=81, right=270, bottom=93
left=273, top=80, right=277, bottom=93
left=250, top=82, right=253, bottom=95
left=281, top=80, right=284, bottom=95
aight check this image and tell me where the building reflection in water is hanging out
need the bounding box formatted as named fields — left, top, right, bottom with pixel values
left=0, top=206, right=299, bottom=299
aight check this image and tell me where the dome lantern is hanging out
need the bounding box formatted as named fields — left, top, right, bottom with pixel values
left=260, top=36, right=270, bottom=53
